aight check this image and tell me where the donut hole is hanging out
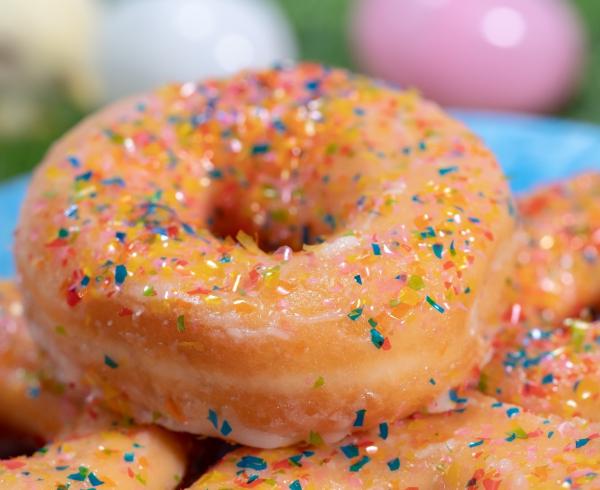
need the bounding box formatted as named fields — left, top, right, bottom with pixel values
left=0, top=425, right=42, bottom=459
left=206, top=151, right=364, bottom=253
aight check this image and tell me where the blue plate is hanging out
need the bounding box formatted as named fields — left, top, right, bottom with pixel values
left=2, top=111, right=600, bottom=278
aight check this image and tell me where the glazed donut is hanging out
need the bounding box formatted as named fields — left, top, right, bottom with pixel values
left=0, top=281, right=190, bottom=489
left=0, top=281, right=85, bottom=440
left=16, top=63, right=516, bottom=447
left=0, top=426, right=187, bottom=489
left=195, top=392, right=600, bottom=489
left=506, top=172, right=600, bottom=323
left=482, top=318, right=599, bottom=421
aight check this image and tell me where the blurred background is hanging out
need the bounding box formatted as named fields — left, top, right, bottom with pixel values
left=0, top=0, right=598, bottom=182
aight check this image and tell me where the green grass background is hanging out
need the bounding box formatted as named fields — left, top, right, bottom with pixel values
left=1, top=0, right=599, bottom=182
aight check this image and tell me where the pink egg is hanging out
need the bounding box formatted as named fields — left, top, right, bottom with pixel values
left=351, top=0, right=585, bottom=113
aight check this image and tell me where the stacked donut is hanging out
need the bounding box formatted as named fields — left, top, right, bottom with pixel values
left=2, top=64, right=599, bottom=488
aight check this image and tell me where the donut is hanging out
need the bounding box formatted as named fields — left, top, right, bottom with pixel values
left=16, top=63, right=516, bottom=447
left=481, top=317, right=600, bottom=421
left=0, top=281, right=85, bottom=440
left=0, top=426, right=187, bottom=489
left=0, top=281, right=190, bottom=489
left=505, top=172, right=600, bottom=323
left=195, top=392, right=600, bottom=489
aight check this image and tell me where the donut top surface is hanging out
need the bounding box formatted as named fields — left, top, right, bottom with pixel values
left=18, top=62, right=514, bottom=357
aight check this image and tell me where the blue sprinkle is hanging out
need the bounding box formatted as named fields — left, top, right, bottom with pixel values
left=412, top=194, right=424, bottom=203
left=288, top=454, right=303, bottom=466
left=28, top=387, right=40, bottom=398
left=251, top=143, right=270, bottom=155
left=55, top=466, right=69, bottom=471
left=370, top=328, right=385, bottom=349
left=379, top=422, right=389, bottom=440
left=429, top=378, right=436, bottom=385
left=468, top=216, right=481, bottom=224
left=387, top=457, right=400, bottom=471
left=505, top=433, right=516, bottom=442
left=432, top=243, right=443, bottom=258
left=506, top=407, right=520, bottom=418
left=305, top=79, right=320, bottom=91
left=576, top=438, right=590, bottom=448
left=273, top=120, right=287, bottom=132
left=349, top=455, right=370, bottom=472
left=75, top=171, right=93, bottom=182
left=469, top=439, right=484, bottom=447
left=353, top=107, right=365, bottom=116
left=354, top=274, right=362, bottom=285
left=67, top=156, right=81, bottom=168
left=208, top=409, right=218, bottom=429
left=438, top=166, right=458, bottom=176
left=115, top=265, right=127, bottom=285
left=80, top=276, right=90, bottom=287
left=289, top=480, right=302, bottom=490
left=101, top=177, right=126, bottom=187
left=547, top=431, right=555, bottom=439
left=124, top=452, right=134, bottom=463
left=115, top=232, right=127, bottom=243
left=541, top=373, right=554, bottom=385
left=353, top=409, right=366, bottom=427
left=104, top=355, right=118, bottom=369
left=449, top=389, right=467, bottom=404
left=65, top=205, right=79, bottom=219
left=68, top=472, right=86, bottom=482
left=491, top=401, right=503, bottom=408
left=182, top=223, right=197, bottom=236
left=247, top=474, right=258, bottom=484
left=372, top=243, right=382, bottom=255
left=323, top=214, right=336, bottom=229
left=208, top=169, right=223, bottom=179
left=340, top=444, right=359, bottom=459
left=221, top=420, right=232, bottom=436
left=88, top=473, right=103, bottom=486
left=236, top=456, right=267, bottom=471
left=420, top=226, right=436, bottom=239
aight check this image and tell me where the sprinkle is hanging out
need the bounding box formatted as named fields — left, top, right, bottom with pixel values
left=353, top=409, right=366, bottom=427
left=348, top=307, right=363, bottom=321
left=408, top=275, right=425, bottom=290
left=305, top=79, right=321, bottom=91
left=124, top=452, right=134, bottom=463
left=340, top=444, right=359, bottom=459
left=313, top=376, right=325, bottom=388
left=576, top=437, right=590, bottom=448
left=449, top=389, right=468, bottom=404
left=115, top=232, right=127, bottom=243
left=469, top=439, right=484, bottom=448
left=208, top=409, right=218, bottom=429
left=251, top=143, right=270, bottom=155
left=429, top=378, right=436, bottom=385
left=506, top=407, right=520, bottom=418
left=372, top=243, right=382, bottom=255
left=115, top=265, right=127, bottom=285
left=101, top=177, right=126, bottom=187
left=221, top=420, right=232, bottom=436
left=379, top=422, right=389, bottom=440
left=289, top=481, right=302, bottom=490
left=349, top=456, right=370, bottom=472
left=387, top=458, right=400, bottom=471
left=58, top=228, right=69, bottom=238
left=67, top=156, right=80, bottom=167
left=541, top=373, right=554, bottom=384
left=370, top=328, right=385, bottom=349
left=176, top=315, right=185, bottom=333
left=143, top=285, right=156, bottom=296
left=432, top=243, right=443, bottom=258
left=88, top=473, right=104, bottom=486
left=104, top=355, right=118, bottom=369
left=236, top=456, right=267, bottom=471
left=420, top=226, right=436, bottom=239
left=426, top=295, right=445, bottom=314
left=308, top=431, right=324, bottom=446
left=354, top=274, right=363, bottom=285
left=438, top=166, right=459, bottom=176
left=75, top=171, right=93, bottom=182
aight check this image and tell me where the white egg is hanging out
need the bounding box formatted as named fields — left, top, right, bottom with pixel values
left=96, top=0, right=298, bottom=101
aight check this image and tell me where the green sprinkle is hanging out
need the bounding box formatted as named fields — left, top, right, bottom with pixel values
left=104, top=355, right=118, bottom=369
left=408, top=275, right=425, bottom=290
left=348, top=307, right=363, bottom=321
left=426, top=296, right=445, bottom=314
left=313, top=376, right=325, bottom=388
left=58, top=228, right=69, bottom=238
left=309, top=431, right=324, bottom=446
left=55, top=325, right=66, bottom=336
left=368, top=318, right=378, bottom=327
left=143, top=285, right=156, bottom=296
left=176, top=315, right=185, bottom=333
